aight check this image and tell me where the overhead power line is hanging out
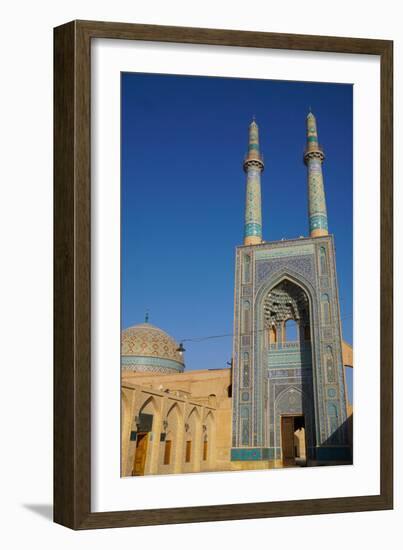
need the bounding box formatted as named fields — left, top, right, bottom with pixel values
left=179, top=313, right=353, bottom=344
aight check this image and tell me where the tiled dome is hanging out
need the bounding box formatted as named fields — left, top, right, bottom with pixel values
left=121, top=323, right=185, bottom=374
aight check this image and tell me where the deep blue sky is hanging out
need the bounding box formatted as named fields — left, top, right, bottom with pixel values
left=121, top=72, right=353, bottom=399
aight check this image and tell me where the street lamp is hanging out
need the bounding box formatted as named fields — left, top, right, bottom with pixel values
left=176, top=342, right=186, bottom=356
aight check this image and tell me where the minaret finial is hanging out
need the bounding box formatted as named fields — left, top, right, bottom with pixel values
left=304, top=111, right=328, bottom=237
left=243, top=119, right=264, bottom=246
left=145, top=310, right=149, bottom=323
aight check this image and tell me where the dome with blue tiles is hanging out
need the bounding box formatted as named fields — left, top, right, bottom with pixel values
left=121, top=322, right=185, bottom=374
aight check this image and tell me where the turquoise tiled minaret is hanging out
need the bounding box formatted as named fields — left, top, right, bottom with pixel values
left=304, top=112, right=329, bottom=237
left=231, top=116, right=351, bottom=466
left=243, top=119, right=264, bottom=245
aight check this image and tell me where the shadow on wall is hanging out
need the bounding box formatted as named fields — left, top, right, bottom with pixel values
left=317, top=415, right=353, bottom=464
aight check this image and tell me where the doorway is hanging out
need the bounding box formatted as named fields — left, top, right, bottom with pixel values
left=132, top=432, right=148, bottom=476
left=132, top=410, right=154, bottom=476
left=281, top=415, right=306, bottom=466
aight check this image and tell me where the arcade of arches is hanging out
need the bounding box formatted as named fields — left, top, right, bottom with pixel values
left=121, top=369, right=232, bottom=476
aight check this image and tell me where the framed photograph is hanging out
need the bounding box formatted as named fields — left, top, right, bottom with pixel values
left=54, top=20, right=393, bottom=529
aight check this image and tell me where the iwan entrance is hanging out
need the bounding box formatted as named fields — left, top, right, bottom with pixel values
left=281, top=415, right=306, bottom=467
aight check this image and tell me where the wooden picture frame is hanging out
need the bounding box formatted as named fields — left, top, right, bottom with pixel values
left=54, top=20, right=393, bottom=529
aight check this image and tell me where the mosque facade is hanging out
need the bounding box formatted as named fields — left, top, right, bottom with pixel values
left=121, top=113, right=353, bottom=476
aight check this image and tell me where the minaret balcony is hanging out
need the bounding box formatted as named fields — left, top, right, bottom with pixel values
left=303, top=145, right=325, bottom=164
left=243, top=156, right=264, bottom=172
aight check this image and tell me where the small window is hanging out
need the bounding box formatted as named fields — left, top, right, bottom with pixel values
left=163, top=440, right=172, bottom=465
left=185, top=440, right=192, bottom=463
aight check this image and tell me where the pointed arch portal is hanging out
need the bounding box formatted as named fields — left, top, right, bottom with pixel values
left=265, top=279, right=316, bottom=463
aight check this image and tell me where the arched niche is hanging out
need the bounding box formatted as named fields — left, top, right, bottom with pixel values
left=275, top=386, right=303, bottom=416
left=320, top=246, right=328, bottom=275
left=203, top=411, right=215, bottom=464
left=121, top=390, right=131, bottom=432
left=242, top=254, right=251, bottom=283
left=184, top=407, right=201, bottom=466
left=162, top=402, right=181, bottom=467
left=242, top=299, right=251, bottom=333
left=325, top=345, right=336, bottom=383
left=263, top=279, right=310, bottom=345
left=321, top=293, right=331, bottom=324
left=163, top=430, right=174, bottom=466
left=139, top=395, right=157, bottom=414
left=131, top=395, right=160, bottom=476
left=255, top=270, right=317, bottom=328
left=137, top=395, right=159, bottom=431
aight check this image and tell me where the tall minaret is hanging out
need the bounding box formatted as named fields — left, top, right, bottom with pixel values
left=243, top=119, right=264, bottom=245
left=304, top=111, right=329, bottom=237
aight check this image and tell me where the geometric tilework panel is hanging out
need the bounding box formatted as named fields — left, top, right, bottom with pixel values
left=256, top=256, right=315, bottom=286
